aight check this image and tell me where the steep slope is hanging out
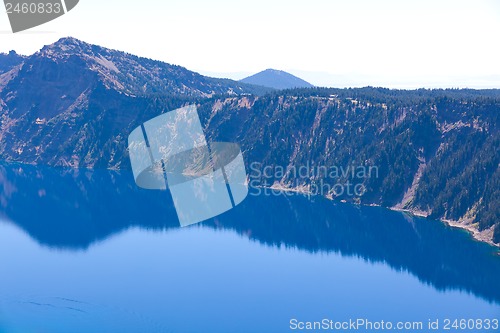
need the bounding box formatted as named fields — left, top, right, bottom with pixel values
left=0, top=37, right=269, bottom=168
left=240, top=69, right=314, bottom=90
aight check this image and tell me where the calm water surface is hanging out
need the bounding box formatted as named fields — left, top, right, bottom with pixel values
left=0, top=163, right=498, bottom=333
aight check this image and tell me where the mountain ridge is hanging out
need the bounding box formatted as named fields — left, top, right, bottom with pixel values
left=32, top=37, right=271, bottom=97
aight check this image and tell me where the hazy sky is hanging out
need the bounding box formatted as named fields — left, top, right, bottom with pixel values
left=1, top=0, right=499, bottom=88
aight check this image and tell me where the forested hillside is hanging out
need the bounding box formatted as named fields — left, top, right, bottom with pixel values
left=0, top=38, right=498, bottom=245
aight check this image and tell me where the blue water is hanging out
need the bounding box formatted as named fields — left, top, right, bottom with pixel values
left=0, top=163, right=498, bottom=333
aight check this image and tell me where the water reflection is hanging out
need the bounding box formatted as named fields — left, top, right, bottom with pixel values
left=0, top=162, right=179, bottom=249
left=0, top=162, right=499, bottom=304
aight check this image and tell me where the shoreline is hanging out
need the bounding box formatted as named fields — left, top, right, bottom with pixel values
left=389, top=207, right=499, bottom=249
left=1, top=162, right=498, bottom=250
left=262, top=184, right=500, bottom=250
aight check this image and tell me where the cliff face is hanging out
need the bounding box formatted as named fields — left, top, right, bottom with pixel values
left=0, top=38, right=498, bottom=245
left=200, top=90, right=499, bottom=245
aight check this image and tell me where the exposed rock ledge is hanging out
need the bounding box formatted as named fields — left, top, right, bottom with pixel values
left=389, top=207, right=499, bottom=249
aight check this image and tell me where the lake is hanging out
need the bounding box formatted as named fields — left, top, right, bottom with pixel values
left=0, top=162, right=499, bottom=333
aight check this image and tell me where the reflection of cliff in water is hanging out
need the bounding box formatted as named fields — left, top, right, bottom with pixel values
left=0, top=162, right=499, bottom=304
left=0, top=162, right=179, bottom=249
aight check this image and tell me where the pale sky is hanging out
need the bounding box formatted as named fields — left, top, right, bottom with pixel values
left=1, top=0, right=500, bottom=88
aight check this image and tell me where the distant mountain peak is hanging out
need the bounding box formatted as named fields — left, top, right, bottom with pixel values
left=240, top=68, right=314, bottom=90
left=263, top=68, right=291, bottom=75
